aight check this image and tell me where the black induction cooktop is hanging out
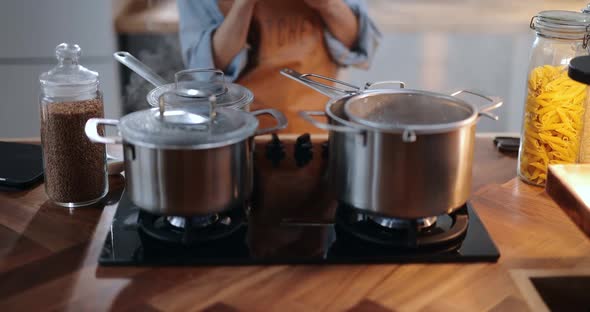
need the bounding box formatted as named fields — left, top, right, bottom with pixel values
left=99, top=192, right=499, bottom=265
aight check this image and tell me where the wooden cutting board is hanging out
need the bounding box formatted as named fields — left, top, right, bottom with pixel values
left=546, top=164, right=590, bottom=239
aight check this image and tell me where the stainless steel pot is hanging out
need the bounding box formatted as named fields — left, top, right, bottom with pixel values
left=280, top=69, right=405, bottom=216
left=85, top=94, right=287, bottom=215
left=300, top=97, right=374, bottom=216
left=284, top=69, right=503, bottom=219
left=114, top=52, right=253, bottom=111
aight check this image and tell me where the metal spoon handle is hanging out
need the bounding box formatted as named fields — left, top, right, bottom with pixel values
left=280, top=68, right=361, bottom=98
left=113, top=51, right=168, bottom=87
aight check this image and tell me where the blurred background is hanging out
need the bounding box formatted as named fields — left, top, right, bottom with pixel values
left=0, top=0, right=586, bottom=137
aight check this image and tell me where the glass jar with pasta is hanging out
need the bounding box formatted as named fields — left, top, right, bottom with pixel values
left=518, top=10, right=590, bottom=186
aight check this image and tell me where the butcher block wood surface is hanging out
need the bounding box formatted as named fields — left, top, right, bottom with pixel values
left=1, top=136, right=590, bottom=311
left=546, top=164, right=590, bottom=240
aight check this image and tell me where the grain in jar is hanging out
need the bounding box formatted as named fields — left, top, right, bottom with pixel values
left=39, top=43, right=108, bottom=207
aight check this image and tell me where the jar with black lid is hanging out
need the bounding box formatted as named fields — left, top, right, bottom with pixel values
left=517, top=11, right=590, bottom=186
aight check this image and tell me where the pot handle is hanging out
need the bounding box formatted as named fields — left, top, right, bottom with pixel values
left=85, top=118, right=122, bottom=144
left=298, top=111, right=364, bottom=134
left=280, top=68, right=361, bottom=98
left=252, top=109, right=288, bottom=136
left=450, top=90, right=503, bottom=121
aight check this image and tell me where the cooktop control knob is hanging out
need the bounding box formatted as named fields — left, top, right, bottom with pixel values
left=294, top=133, right=313, bottom=167
left=265, top=133, right=285, bottom=167
left=321, top=141, right=329, bottom=160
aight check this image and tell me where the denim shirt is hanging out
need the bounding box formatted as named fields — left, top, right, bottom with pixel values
left=177, top=0, right=380, bottom=81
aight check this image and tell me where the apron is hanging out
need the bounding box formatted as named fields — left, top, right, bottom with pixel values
left=219, top=0, right=339, bottom=134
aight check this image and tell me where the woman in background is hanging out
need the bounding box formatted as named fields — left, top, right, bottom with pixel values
left=177, top=0, right=379, bottom=133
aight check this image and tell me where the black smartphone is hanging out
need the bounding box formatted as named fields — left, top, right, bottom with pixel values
left=0, top=142, right=44, bottom=189
left=493, top=136, right=520, bottom=153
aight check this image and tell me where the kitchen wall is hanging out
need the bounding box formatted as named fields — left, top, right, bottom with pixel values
left=341, top=0, right=587, bottom=133
left=0, top=0, right=586, bottom=137
left=116, top=0, right=576, bottom=134
left=340, top=32, right=532, bottom=133
left=0, top=0, right=120, bottom=138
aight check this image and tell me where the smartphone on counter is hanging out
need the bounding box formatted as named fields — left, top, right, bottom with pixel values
left=0, top=142, right=44, bottom=190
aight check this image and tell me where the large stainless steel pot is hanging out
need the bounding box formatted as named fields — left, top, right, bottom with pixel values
left=280, top=69, right=405, bottom=215
left=85, top=93, right=287, bottom=215
left=114, top=52, right=254, bottom=111
left=301, top=96, right=374, bottom=216
left=280, top=69, right=406, bottom=214
left=284, top=70, right=503, bottom=219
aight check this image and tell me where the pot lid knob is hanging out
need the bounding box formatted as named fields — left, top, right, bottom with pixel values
left=156, top=91, right=212, bottom=127
left=174, top=68, right=228, bottom=98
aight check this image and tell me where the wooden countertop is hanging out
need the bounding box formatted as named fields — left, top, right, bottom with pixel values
left=547, top=164, right=590, bottom=239
left=1, top=136, right=589, bottom=311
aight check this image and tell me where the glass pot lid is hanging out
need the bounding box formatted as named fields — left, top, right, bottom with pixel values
left=343, top=89, right=477, bottom=134
left=119, top=93, right=258, bottom=149
left=147, top=69, right=253, bottom=110
left=39, top=43, right=99, bottom=98
left=530, top=10, right=590, bottom=40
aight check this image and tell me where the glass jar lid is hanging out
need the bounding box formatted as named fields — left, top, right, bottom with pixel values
left=118, top=93, right=258, bottom=149
left=530, top=10, right=590, bottom=41
left=39, top=43, right=99, bottom=98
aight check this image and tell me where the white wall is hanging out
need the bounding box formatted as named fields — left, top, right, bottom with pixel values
left=0, top=0, right=121, bottom=138
left=339, top=31, right=534, bottom=134
left=340, top=0, right=585, bottom=133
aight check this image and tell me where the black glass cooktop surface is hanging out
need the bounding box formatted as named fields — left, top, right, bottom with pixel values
left=99, top=192, right=499, bottom=265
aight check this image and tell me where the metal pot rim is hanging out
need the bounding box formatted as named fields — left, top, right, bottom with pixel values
left=119, top=135, right=252, bottom=150
left=344, top=89, right=479, bottom=135
left=118, top=107, right=259, bottom=150
left=322, top=89, right=502, bottom=136
left=85, top=109, right=287, bottom=149
left=324, top=95, right=358, bottom=127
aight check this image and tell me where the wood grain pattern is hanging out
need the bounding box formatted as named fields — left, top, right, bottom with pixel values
left=0, top=137, right=589, bottom=311
left=546, top=164, right=590, bottom=239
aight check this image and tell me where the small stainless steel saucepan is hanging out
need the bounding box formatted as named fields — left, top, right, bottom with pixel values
left=85, top=92, right=287, bottom=216
left=280, top=69, right=407, bottom=215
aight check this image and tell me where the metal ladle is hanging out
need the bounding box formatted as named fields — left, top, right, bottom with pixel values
left=113, top=51, right=203, bottom=98
left=114, top=51, right=168, bottom=87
